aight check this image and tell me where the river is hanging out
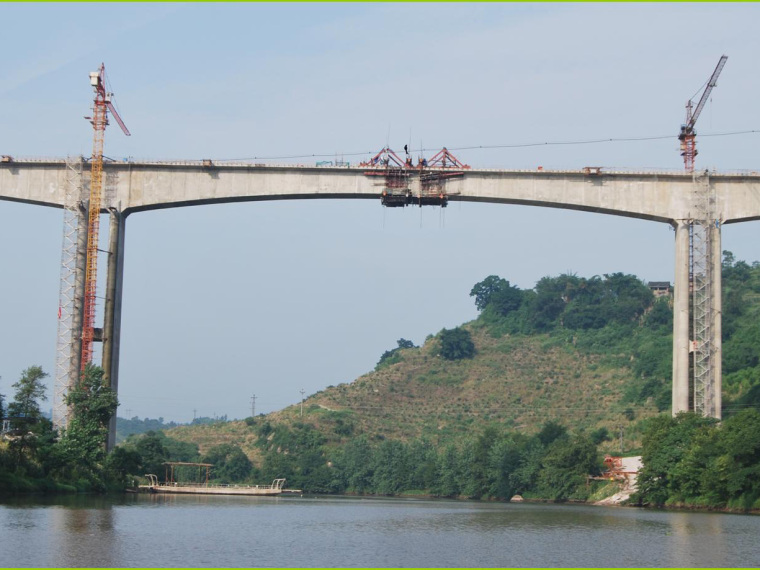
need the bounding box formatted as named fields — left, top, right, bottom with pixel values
left=1, top=494, right=758, bottom=567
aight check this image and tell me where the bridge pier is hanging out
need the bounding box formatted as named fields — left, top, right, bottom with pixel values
left=672, top=218, right=723, bottom=419
left=102, top=209, right=127, bottom=450
left=672, top=220, right=691, bottom=414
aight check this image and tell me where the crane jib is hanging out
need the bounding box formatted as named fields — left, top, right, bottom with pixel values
left=688, top=55, right=728, bottom=129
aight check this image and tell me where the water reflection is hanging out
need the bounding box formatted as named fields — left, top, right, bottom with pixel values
left=1, top=495, right=758, bottom=568
left=666, top=511, right=728, bottom=568
left=50, top=500, right=117, bottom=567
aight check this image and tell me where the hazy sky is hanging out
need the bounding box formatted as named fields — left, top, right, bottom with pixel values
left=2, top=3, right=760, bottom=422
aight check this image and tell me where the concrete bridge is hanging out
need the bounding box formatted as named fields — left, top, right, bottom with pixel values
left=3, top=157, right=760, bottom=441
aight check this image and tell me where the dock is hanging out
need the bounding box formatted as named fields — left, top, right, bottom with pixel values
left=140, top=478, right=289, bottom=496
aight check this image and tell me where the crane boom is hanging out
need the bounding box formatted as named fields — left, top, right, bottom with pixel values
left=686, top=55, right=728, bottom=130
left=107, top=102, right=131, bottom=136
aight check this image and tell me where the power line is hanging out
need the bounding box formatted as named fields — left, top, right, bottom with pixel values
left=217, top=129, right=760, bottom=163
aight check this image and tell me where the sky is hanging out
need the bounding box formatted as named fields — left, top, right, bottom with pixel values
left=1, top=3, right=760, bottom=423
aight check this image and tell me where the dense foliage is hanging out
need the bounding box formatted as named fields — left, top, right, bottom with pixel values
left=720, top=252, right=760, bottom=414
left=115, top=416, right=181, bottom=443
left=438, top=327, right=476, bottom=361
left=237, top=420, right=601, bottom=500
left=0, top=365, right=120, bottom=493
left=635, top=410, right=760, bottom=510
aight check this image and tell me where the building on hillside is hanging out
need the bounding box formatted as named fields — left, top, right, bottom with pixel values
left=648, top=281, right=671, bottom=297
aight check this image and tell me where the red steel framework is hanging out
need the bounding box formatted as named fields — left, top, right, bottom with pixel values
left=360, top=146, right=469, bottom=207
left=80, top=64, right=129, bottom=375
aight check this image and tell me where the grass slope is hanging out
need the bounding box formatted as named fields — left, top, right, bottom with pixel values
left=167, top=321, right=658, bottom=461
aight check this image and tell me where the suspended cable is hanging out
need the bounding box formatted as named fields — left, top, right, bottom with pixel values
left=216, top=129, right=760, bottom=163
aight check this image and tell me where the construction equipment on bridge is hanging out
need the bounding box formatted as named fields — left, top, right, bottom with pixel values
left=679, top=55, right=727, bottom=173
left=360, top=147, right=412, bottom=207
left=418, top=147, right=469, bottom=207
left=80, top=64, right=130, bottom=374
left=361, top=146, right=469, bottom=207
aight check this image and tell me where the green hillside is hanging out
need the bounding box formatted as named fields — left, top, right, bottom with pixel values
left=148, top=253, right=760, bottom=503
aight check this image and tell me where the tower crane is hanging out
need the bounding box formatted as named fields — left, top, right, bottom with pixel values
left=679, top=55, right=727, bottom=172
left=81, top=64, right=130, bottom=374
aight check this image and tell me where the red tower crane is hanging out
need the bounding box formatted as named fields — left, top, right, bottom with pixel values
left=679, top=55, right=727, bottom=172
left=80, top=64, right=130, bottom=374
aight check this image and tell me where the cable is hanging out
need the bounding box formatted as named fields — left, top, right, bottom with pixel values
left=216, top=130, right=760, bottom=163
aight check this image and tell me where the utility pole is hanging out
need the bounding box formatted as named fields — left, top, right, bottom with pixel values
left=193, top=408, right=197, bottom=421
left=300, top=389, right=305, bottom=417
left=125, top=408, right=132, bottom=418
left=250, top=394, right=256, bottom=418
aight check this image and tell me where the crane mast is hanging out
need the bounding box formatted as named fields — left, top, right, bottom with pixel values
left=80, top=64, right=129, bottom=374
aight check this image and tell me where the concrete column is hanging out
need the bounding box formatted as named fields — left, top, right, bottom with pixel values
left=102, top=210, right=127, bottom=451
left=711, top=221, right=722, bottom=419
left=68, top=205, right=88, bottom=394
left=672, top=220, right=691, bottom=415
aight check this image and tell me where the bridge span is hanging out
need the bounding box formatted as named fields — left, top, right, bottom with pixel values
left=3, top=157, right=760, bottom=444
left=3, top=158, right=760, bottom=223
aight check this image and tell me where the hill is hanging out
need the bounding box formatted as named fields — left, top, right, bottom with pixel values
left=152, top=254, right=760, bottom=500
left=167, top=273, right=672, bottom=455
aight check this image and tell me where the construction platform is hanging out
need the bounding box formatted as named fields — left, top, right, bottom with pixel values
left=139, top=476, right=293, bottom=496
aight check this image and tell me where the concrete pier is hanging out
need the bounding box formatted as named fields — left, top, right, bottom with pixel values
left=672, top=220, right=691, bottom=415
left=102, top=210, right=127, bottom=450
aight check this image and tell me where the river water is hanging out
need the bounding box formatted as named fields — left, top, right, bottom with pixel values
left=1, top=494, right=758, bottom=568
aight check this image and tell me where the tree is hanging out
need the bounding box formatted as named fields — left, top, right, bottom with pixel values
left=202, top=444, right=252, bottom=483
left=470, top=275, right=509, bottom=311
left=337, top=435, right=374, bottom=493
left=489, top=282, right=524, bottom=317
left=56, top=364, right=118, bottom=487
left=537, top=420, right=567, bottom=447
left=487, top=434, right=525, bottom=499
left=376, top=338, right=418, bottom=369
left=435, top=444, right=461, bottom=497
left=635, top=413, right=717, bottom=506
left=537, top=434, right=600, bottom=501
left=8, top=366, right=48, bottom=420
left=439, top=327, right=475, bottom=360
left=372, top=440, right=410, bottom=495
left=133, top=431, right=170, bottom=478
left=105, top=446, right=142, bottom=486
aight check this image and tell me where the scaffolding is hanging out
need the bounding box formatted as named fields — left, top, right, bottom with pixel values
left=53, top=157, right=84, bottom=431
left=690, top=171, right=716, bottom=417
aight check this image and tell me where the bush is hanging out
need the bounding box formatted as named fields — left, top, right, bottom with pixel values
left=438, top=327, right=475, bottom=360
